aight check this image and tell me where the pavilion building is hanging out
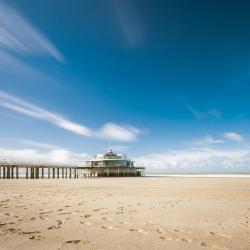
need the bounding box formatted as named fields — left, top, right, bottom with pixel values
left=85, top=149, right=145, bottom=177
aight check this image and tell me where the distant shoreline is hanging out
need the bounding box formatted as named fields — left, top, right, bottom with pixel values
left=147, top=173, right=250, bottom=178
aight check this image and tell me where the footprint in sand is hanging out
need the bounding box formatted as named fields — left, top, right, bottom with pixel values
left=119, top=221, right=129, bottom=225
left=173, top=229, right=184, bottom=233
left=64, top=240, right=89, bottom=245
left=83, top=214, right=91, bottom=218
left=47, top=225, right=60, bottom=230
left=6, top=228, right=21, bottom=234
left=102, top=226, right=117, bottom=230
left=157, top=230, right=192, bottom=243
left=56, top=220, right=63, bottom=226
left=18, top=230, right=41, bottom=235
left=129, top=228, right=148, bottom=235
left=181, top=238, right=192, bottom=243
left=39, top=211, right=54, bottom=215
left=0, top=199, right=10, bottom=203
left=58, top=212, right=71, bottom=215
left=29, top=235, right=44, bottom=240
left=82, top=221, right=91, bottom=226
left=39, top=215, right=49, bottom=221
left=156, top=228, right=167, bottom=234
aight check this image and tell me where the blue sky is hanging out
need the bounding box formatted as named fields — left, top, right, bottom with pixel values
left=0, top=0, right=250, bottom=172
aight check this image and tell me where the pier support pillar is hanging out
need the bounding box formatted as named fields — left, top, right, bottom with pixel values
left=57, top=168, right=59, bottom=178
left=36, top=168, right=39, bottom=179
left=69, top=168, right=72, bottom=178
left=7, top=167, right=10, bottom=179
left=3, top=167, right=6, bottom=179
left=53, top=168, right=55, bottom=178
left=16, top=167, right=19, bottom=179
left=42, top=168, right=44, bottom=179
left=48, top=168, right=50, bottom=178
left=11, top=167, right=14, bottom=179
left=26, top=168, right=28, bottom=179
left=30, top=168, right=33, bottom=179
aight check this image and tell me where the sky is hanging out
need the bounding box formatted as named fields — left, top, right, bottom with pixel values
left=0, top=0, right=250, bottom=173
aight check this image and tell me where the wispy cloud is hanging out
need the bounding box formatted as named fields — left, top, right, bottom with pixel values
left=182, top=102, right=221, bottom=120
left=223, top=132, right=245, bottom=142
left=0, top=50, right=52, bottom=82
left=22, top=140, right=58, bottom=150
left=184, top=103, right=205, bottom=119
left=189, top=135, right=224, bottom=146
left=0, top=90, right=141, bottom=141
left=0, top=1, right=64, bottom=62
left=111, top=0, right=146, bottom=47
left=208, top=109, right=222, bottom=118
left=188, top=132, right=246, bottom=146
left=135, top=148, right=250, bottom=172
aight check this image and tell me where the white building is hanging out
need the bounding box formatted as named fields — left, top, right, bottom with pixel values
left=85, top=149, right=145, bottom=177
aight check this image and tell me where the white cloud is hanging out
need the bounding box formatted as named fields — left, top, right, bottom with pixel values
left=135, top=148, right=250, bottom=172
left=97, top=123, right=140, bottom=141
left=189, top=135, right=224, bottom=146
left=0, top=1, right=64, bottom=62
left=0, top=90, right=141, bottom=141
left=223, top=132, right=244, bottom=142
left=0, top=147, right=89, bottom=166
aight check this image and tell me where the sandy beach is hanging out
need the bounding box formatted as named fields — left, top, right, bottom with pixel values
left=0, top=177, right=249, bottom=250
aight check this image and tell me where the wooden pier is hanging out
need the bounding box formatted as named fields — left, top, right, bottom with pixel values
left=0, top=163, right=145, bottom=179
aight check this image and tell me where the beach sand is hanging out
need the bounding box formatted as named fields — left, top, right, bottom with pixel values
left=0, top=177, right=249, bottom=250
